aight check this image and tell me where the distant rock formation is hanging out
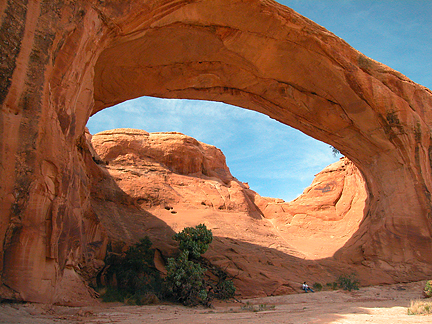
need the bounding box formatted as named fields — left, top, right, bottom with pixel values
left=91, top=129, right=252, bottom=211
left=1, top=0, right=432, bottom=303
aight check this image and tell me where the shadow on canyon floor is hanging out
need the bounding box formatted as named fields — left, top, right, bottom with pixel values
left=207, top=235, right=374, bottom=297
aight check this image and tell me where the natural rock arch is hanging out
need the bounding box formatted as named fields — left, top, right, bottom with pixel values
left=1, top=0, right=432, bottom=303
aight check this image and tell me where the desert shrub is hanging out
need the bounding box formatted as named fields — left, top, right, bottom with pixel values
left=173, top=224, right=213, bottom=259
left=408, top=299, right=432, bottom=315
left=101, top=237, right=163, bottom=304
left=99, top=227, right=234, bottom=307
left=165, top=224, right=235, bottom=306
left=165, top=251, right=208, bottom=306
left=241, top=301, right=255, bottom=312
left=326, top=282, right=338, bottom=290
left=313, top=282, right=323, bottom=291
left=330, top=145, right=341, bottom=157
left=101, top=287, right=159, bottom=305
left=201, top=259, right=236, bottom=301
left=100, top=286, right=127, bottom=303
left=213, top=278, right=236, bottom=300
left=337, top=274, right=359, bottom=291
left=424, top=280, right=432, bottom=298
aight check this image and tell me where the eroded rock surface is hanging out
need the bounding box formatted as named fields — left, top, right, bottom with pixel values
left=91, top=129, right=259, bottom=213
left=1, top=0, right=432, bottom=303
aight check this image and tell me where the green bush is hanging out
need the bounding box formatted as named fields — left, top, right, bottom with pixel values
left=165, top=251, right=208, bottom=306
left=213, top=278, right=236, bottom=300
left=166, top=224, right=235, bottom=306
left=326, top=282, right=338, bottom=290
left=100, top=225, right=235, bottom=307
left=102, top=237, right=163, bottom=304
left=330, top=145, right=341, bottom=157
left=424, top=280, right=432, bottom=298
left=313, top=282, right=323, bottom=291
left=173, top=224, right=213, bottom=259
left=201, top=259, right=236, bottom=301
left=337, top=274, right=359, bottom=291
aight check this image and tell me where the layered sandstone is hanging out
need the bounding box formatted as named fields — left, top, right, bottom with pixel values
left=1, top=0, right=432, bottom=303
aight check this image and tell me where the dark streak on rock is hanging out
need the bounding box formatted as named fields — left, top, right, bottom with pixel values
left=0, top=0, right=28, bottom=105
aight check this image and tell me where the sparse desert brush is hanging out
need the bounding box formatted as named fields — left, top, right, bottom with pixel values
left=424, top=280, right=432, bottom=298
left=240, top=302, right=275, bottom=312
left=326, top=282, right=338, bottom=290
left=101, top=236, right=164, bottom=305
left=313, top=282, right=323, bottom=291
left=337, top=274, right=359, bottom=291
left=407, top=299, right=432, bottom=315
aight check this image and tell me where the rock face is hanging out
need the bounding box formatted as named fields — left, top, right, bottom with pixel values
left=1, top=0, right=432, bottom=303
left=256, top=157, right=368, bottom=259
left=91, top=129, right=258, bottom=213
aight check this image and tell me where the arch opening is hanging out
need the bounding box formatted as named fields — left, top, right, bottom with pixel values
left=91, top=0, right=432, bottom=282
left=86, top=95, right=366, bottom=263
left=87, top=96, right=341, bottom=202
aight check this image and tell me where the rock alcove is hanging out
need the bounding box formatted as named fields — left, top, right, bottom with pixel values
left=1, top=0, right=432, bottom=303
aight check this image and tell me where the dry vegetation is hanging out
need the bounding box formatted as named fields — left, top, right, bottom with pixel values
left=408, top=299, right=432, bottom=315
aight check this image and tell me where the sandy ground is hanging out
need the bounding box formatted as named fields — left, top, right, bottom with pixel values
left=1, top=281, right=430, bottom=324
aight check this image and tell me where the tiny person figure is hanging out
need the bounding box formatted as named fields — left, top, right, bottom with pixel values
left=302, top=282, right=314, bottom=293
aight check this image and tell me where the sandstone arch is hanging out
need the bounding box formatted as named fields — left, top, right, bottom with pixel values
left=1, top=0, right=432, bottom=303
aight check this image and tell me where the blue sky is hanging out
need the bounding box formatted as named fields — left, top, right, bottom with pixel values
left=87, top=1, right=432, bottom=202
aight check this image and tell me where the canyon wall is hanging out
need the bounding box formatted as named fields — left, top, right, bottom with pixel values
left=1, top=0, right=432, bottom=303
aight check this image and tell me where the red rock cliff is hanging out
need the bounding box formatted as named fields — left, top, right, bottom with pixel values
left=1, top=0, right=432, bottom=303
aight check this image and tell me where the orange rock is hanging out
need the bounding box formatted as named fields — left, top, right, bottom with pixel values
left=91, top=129, right=258, bottom=213
left=1, top=0, right=432, bottom=303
